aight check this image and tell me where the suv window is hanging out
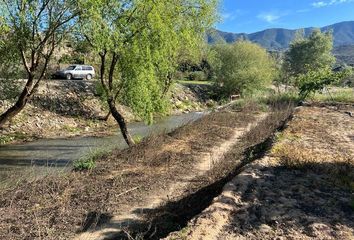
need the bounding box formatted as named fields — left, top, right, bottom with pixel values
left=83, top=66, right=93, bottom=71
left=75, top=66, right=82, bottom=71
left=66, top=66, right=76, bottom=70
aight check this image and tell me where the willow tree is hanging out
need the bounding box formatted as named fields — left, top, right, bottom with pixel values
left=212, top=41, right=276, bottom=97
left=79, top=0, right=218, bottom=146
left=284, top=29, right=336, bottom=78
left=0, top=0, right=79, bottom=128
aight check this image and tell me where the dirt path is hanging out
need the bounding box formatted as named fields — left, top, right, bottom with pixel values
left=167, top=106, right=354, bottom=240
left=75, top=114, right=268, bottom=240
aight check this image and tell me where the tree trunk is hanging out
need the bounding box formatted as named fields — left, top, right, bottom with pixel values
left=0, top=82, right=32, bottom=128
left=102, top=110, right=111, bottom=121
left=107, top=99, right=135, bottom=147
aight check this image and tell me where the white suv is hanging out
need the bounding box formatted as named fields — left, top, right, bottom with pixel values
left=54, top=65, right=95, bottom=80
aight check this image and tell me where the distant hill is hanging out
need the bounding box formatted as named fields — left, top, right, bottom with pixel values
left=333, top=45, right=354, bottom=66
left=210, top=21, right=354, bottom=50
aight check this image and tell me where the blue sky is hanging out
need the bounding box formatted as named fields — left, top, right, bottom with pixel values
left=218, top=0, right=354, bottom=33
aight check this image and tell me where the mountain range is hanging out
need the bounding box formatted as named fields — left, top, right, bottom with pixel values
left=210, top=21, right=354, bottom=50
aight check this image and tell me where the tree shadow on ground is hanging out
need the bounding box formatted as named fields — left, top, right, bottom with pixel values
left=80, top=137, right=274, bottom=240
left=216, top=162, right=353, bottom=239
left=78, top=106, right=295, bottom=239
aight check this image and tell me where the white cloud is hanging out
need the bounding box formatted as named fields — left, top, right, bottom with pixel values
left=312, top=0, right=354, bottom=8
left=312, top=1, right=327, bottom=7
left=257, top=13, right=281, bottom=23
left=222, top=9, right=247, bottom=21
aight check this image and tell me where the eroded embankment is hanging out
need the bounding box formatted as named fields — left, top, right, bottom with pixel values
left=0, top=102, right=294, bottom=240
left=168, top=105, right=354, bottom=240
left=0, top=105, right=263, bottom=239
left=0, top=81, right=212, bottom=144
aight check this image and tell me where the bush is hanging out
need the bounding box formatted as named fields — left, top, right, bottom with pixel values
left=212, top=41, right=275, bottom=98
left=59, top=53, right=84, bottom=64
left=188, top=71, right=207, bottom=81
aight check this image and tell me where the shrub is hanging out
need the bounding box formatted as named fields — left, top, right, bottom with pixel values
left=188, top=71, right=207, bottom=81
left=212, top=41, right=275, bottom=98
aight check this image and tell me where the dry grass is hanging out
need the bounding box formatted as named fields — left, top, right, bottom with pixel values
left=0, top=108, right=257, bottom=240
left=271, top=106, right=354, bottom=189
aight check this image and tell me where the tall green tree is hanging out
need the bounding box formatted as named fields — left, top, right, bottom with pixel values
left=78, top=0, right=218, bottom=146
left=283, top=29, right=349, bottom=99
left=212, top=41, right=275, bottom=97
left=0, top=0, right=79, bottom=128
left=284, top=29, right=336, bottom=78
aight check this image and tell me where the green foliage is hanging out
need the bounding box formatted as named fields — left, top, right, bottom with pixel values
left=313, top=87, right=354, bottom=103
left=281, top=29, right=351, bottom=99
left=73, top=149, right=109, bottom=171
left=0, top=80, right=21, bottom=102
left=0, top=132, right=27, bottom=145
left=177, top=80, right=212, bottom=86
left=78, top=0, right=219, bottom=124
left=284, top=29, right=336, bottom=79
left=212, top=41, right=276, bottom=97
left=73, top=158, right=96, bottom=171
left=297, top=67, right=351, bottom=99
left=132, top=135, right=143, bottom=144
left=188, top=71, right=207, bottom=81
left=59, top=54, right=84, bottom=65
left=263, top=91, right=301, bottom=105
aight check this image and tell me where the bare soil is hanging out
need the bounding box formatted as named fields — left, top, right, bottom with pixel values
left=168, top=105, right=354, bottom=240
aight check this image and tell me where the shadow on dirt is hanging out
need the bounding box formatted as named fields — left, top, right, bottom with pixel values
left=221, top=162, right=354, bottom=239
left=88, top=106, right=294, bottom=239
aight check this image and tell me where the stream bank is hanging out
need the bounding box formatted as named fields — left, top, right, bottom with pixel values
left=0, top=101, right=295, bottom=240
left=0, top=81, right=214, bottom=145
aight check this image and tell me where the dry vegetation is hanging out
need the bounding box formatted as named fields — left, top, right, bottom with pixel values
left=272, top=105, right=354, bottom=187
left=0, top=108, right=257, bottom=239
left=170, top=105, right=353, bottom=240
left=0, top=101, right=295, bottom=240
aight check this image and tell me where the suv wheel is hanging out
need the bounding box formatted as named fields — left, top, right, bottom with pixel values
left=66, top=74, right=72, bottom=80
left=86, top=74, right=92, bottom=80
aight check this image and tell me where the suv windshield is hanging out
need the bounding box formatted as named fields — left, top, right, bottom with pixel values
left=66, top=66, right=76, bottom=70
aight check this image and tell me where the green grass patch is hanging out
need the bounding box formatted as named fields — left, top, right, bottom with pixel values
left=312, top=88, right=354, bottom=103
left=177, top=80, right=212, bottom=86
left=73, top=148, right=109, bottom=171
left=0, top=132, right=28, bottom=145
left=62, top=125, right=81, bottom=133
left=132, top=134, right=143, bottom=144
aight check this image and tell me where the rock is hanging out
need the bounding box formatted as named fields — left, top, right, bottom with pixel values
left=259, top=224, right=272, bottom=233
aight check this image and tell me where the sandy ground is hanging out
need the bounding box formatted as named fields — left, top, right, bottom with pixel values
left=168, top=106, right=354, bottom=240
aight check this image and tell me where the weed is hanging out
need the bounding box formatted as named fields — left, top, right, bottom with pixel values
left=62, top=125, right=81, bottom=133
left=133, top=135, right=143, bottom=144
left=73, top=149, right=109, bottom=171
left=0, top=132, right=27, bottom=144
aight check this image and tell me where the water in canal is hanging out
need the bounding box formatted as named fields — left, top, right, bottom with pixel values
left=0, top=112, right=204, bottom=182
